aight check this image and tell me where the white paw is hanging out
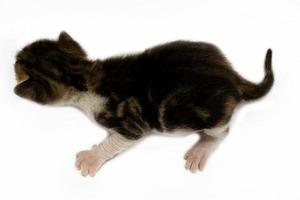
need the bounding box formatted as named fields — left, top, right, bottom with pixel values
left=75, top=145, right=105, bottom=177
left=184, top=145, right=210, bottom=173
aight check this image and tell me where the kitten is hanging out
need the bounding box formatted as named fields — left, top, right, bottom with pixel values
left=14, top=31, right=274, bottom=176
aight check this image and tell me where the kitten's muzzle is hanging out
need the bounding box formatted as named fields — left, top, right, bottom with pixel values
left=14, top=61, right=30, bottom=84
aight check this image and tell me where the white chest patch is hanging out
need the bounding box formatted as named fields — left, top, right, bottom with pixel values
left=61, top=91, right=107, bottom=119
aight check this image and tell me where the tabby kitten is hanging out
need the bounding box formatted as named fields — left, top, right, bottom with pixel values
left=14, top=32, right=274, bottom=176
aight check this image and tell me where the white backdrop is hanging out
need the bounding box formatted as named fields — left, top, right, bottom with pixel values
left=0, top=0, right=299, bottom=199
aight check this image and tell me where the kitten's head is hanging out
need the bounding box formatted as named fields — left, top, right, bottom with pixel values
left=14, top=31, right=90, bottom=104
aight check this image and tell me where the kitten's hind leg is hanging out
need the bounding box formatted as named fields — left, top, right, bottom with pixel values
left=75, top=131, right=138, bottom=177
left=184, top=124, right=229, bottom=173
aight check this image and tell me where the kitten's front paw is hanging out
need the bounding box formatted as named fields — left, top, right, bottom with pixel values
left=75, top=146, right=104, bottom=177
left=184, top=146, right=210, bottom=173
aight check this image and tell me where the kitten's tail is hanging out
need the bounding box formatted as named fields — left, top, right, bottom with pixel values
left=240, top=49, right=274, bottom=101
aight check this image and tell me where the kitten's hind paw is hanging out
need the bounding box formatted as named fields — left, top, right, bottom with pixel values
left=184, top=146, right=209, bottom=173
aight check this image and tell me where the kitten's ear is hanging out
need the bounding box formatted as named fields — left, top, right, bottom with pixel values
left=58, top=31, right=74, bottom=43
left=58, top=31, right=87, bottom=58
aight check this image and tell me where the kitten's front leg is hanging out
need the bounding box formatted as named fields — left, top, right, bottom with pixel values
left=75, top=132, right=137, bottom=177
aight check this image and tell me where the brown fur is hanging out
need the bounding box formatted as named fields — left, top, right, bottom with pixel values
left=13, top=32, right=274, bottom=174
left=14, top=32, right=274, bottom=137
